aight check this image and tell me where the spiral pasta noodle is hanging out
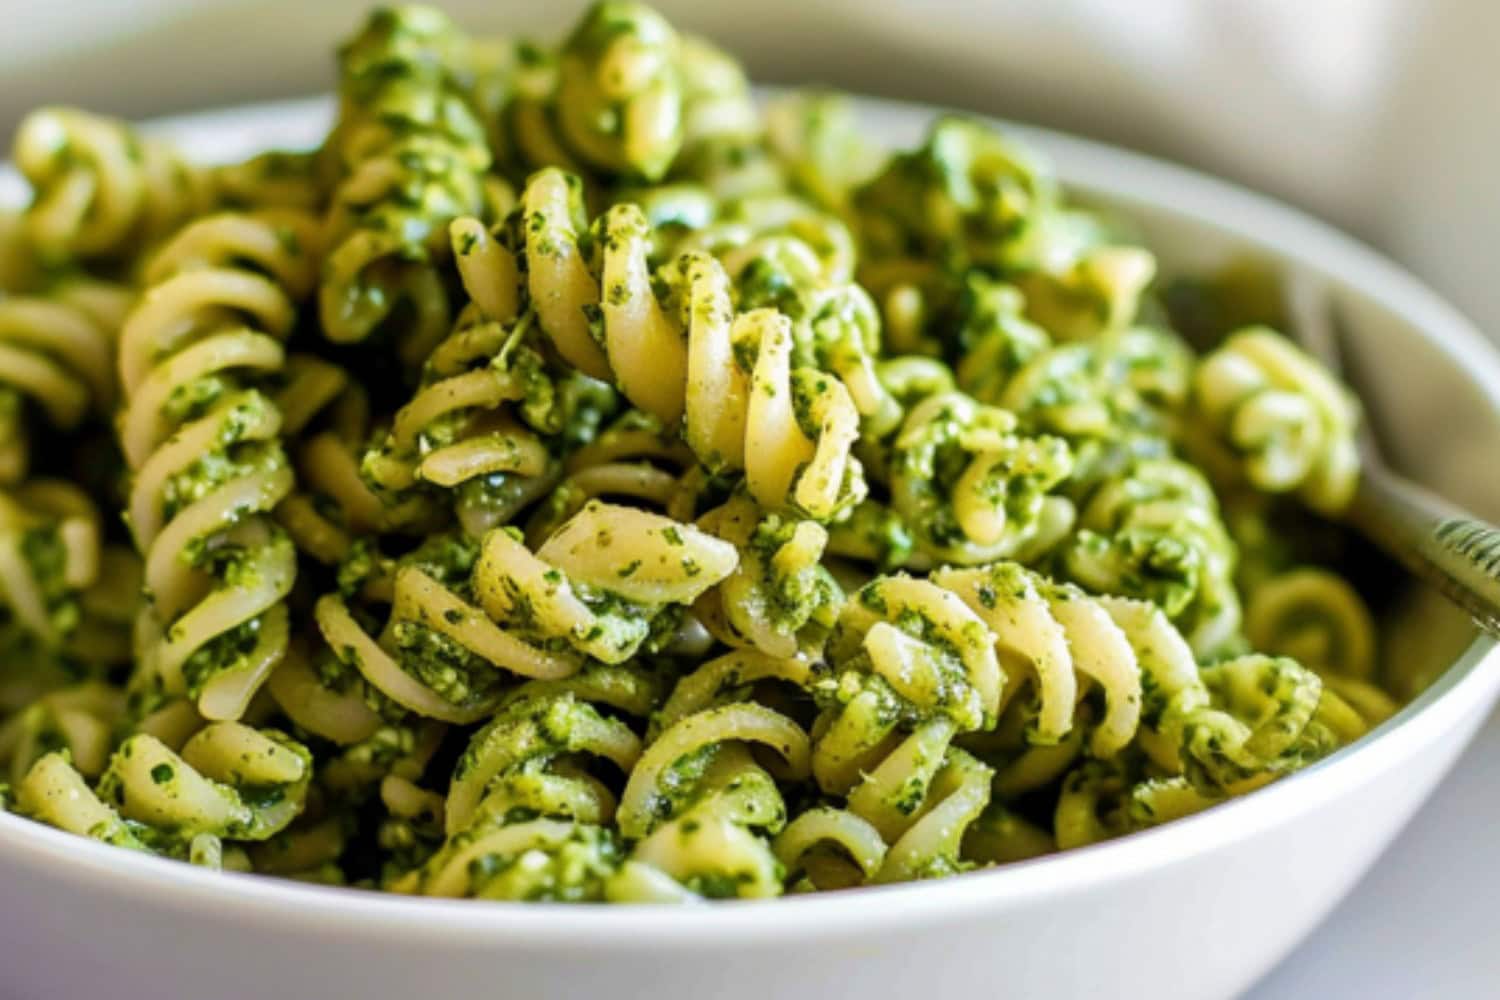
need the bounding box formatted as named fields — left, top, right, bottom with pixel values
left=881, top=390, right=1074, bottom=565
left=1058, top=457, right=1243, bottom=657
left=13, top=107, right=211, bottom=263
left=211, top=149, right=326, bottom=213
left=763, top=91, right=881, bottom=213
left=930, top=561, right=1372, bottom=848
left=1236, top=560, right=1396, bottom=727
left=855, top=116, right=1055, bottom=276
left=1010, top=215, right=1157, bottom=345
left=854, top=115, right=1155, bottom=348
left=493, top=2, right=688, bottom=187
left=979, top=324, right=1195, bottom=478
left=319, top=6, right=493, bottom=364
left=15, top=722, right=311, bottom=866
left=693, top=493, right=843, bottom=659
left=0, top=289, right=119, bottom=485
left=448, top=178, right=869, bottom=521
left=616, top=649, right=811, bottom=898
left=553, top=2, right=685, bottom=182
left=1192, top=326, right=1361, bottom=515
left=0, top=681, right=122, bottom=786
left=669, top=37, right=768, bottom=194
left=935, top=561, right=1146, bottom=758
left=793, top=576, right=1001, bottom=885
left=393, top=663, right=664, bottom=899
left=315, top=501, right=734, bottom=727
left=117, top=210, right=320, bottom=721
left=359, top=222, right=621, bottom=531
left=521, top=409, right=700, bottom=545
left=272, top=361, right=402, bottom=565
left=0, top=481, right=99, bottom=641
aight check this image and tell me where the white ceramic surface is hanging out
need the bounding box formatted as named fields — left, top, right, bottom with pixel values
left=2, top=96, right=1498, bottom=1000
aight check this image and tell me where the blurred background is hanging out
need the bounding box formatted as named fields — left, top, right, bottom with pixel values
left=2, top=1, right=1497, bottom=995
left=3, top=0, right=1498, bottom=338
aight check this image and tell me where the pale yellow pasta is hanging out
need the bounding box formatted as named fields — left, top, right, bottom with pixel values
left=264, top=639, right=382, bottom=746
left=211, top=149, right=325, bottom=213
left=831, top=574, right=1003, bottom=730
left=694, top=495, right=842, bottom=659
left=318, top=6, right=491, bottom=364
left=628, top=805, right=783, bottom=898
left=521, top=169, right=612, bottom=378
left=1062, top=457, right=1243, bottom=658
left=619, top=702, right=808, bottom=838
left=117, top=211, right=317, bottom=722
left=798, top=575, right=1002, bottom=880
left=0, top=294, right=118, bottom=485
left=524, top=413, right=701, bottom=544
left=1054, top=761, right=1130, bottom=850
left=962, top=802, right=1055, bottom=865
left=18, top=722, right=311, bottom=865
left=393, top=678, right=656, bottom=900
left=1016, top=244, right=1157, bottom=344
left=313, top=590, right=508, bottom=726
left=1192, top=327, right=1361, bottom=515
left=529, top=500, right=734, bottom=602
left=0, top=480, right=101, bottom=646
left=13, top=107, right=210, bottom=262
left=250, top=815, right=350, bottom=881
left=617, top=734, right=791, bottom=899
left=446, top=692, right=641, bottom=835
left=509, top=179, right=870, bottom=521
left=773, top=805, right=887, bottom=890
left=876, top=748, right=992, bottom=882
left=1245, top=567, right=1377, bottom=681
left=275, top=375, right=403, bottom=565
left=554, top=2, right=684, bottom=181
left=16, top=752, right=143, bottom=850
left=0, top=681, right=122, bottom=783
left=651, top=648, right=815, bottom=735
left=887, top=391, right=1074, bottom=565
left=362, top=319, right=554, bottom=501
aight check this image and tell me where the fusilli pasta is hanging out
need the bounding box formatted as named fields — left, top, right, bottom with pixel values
left=0, top=2, right=1389, bottom=905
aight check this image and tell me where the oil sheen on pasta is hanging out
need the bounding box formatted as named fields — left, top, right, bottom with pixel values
left=0, top=2, right=1400, bottom=902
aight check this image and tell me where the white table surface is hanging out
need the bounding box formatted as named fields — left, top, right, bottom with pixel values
left=1248, top=703, right=1500, bottom=998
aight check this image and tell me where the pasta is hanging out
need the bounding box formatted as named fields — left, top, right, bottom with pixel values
left=319, top=6, right=493, bottom=365
left=1191, top=327, right=1361, bottom=515
left=118, top=209, right=324, bottom=725
left=0, top=2, right=1398, bottom=903
left=13, top=108, right=211, bottom=264
left=0, top=289, right=119, bottom=485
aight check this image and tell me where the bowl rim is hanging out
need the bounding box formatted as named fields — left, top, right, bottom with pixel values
left=2, top=91, right=1498, bottom=947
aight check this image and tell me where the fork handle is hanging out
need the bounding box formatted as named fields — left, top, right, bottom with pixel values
left=1349, top=467, right=1500, bottom=638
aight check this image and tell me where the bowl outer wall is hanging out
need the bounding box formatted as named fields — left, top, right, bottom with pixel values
left=0, top=94, right=1497, bottom=1000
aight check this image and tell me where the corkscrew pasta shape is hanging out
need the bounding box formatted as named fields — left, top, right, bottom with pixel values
left=1192, top=326, right=1361, bottom=515
left=0, top=291, right=118, bottom=485
left=13, top=107, right=211, bottom=262
left=117, top=210, right=320, bottom=721
left=17, top=722, right=311, bottom=866
left=319, top=6, right=493, bottom=364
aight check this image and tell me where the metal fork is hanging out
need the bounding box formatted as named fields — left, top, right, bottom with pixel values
left=1285, top=275, right=1500, bottom=638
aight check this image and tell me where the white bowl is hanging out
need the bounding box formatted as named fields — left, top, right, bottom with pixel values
left=3, top=95, right=1499, bottom=1000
